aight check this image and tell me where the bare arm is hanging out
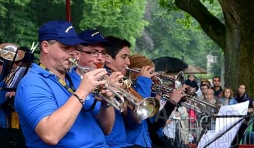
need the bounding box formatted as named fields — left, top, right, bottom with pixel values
left=96, top=104, right=115, bottom=135
left=35, top=69, right=107, bottom=145
left=96, top=71, right=123, bottom=134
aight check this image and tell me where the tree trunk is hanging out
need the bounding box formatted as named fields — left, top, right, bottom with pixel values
left=219, top=0, right=254, bottom=96
left=175, top=0, right=254, bottom=97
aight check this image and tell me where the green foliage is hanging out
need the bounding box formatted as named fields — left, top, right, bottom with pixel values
left=202, top=0, right=214, bottom=4
left=135, top=0, right=214, bottom=71
left=0, top=0, right=37, bottom=46
left=159, top=0, right=177, bottom=10
left=0, top=0, right=148, bottom=58
left=0, top=0, right=222, bottom=74
left=76, top=0, right=148, bottom=48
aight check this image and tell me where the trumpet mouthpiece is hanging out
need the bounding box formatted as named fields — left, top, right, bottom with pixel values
left=68, top=57, right=78, bottom=65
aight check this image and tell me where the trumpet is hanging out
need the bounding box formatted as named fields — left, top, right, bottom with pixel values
left=186, top=96, right=221, bottom=113
left=126, top=67, right=221, bottom=114
left=125, top=67, right=178, bottom=94
left=125, top=67, right=176, bottom=110
left=68, top=58, right=125, bottom=112
left=69, top=58, right=159, bottom=120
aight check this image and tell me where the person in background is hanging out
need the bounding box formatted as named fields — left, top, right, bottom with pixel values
left=212, top=76, right=223, bottom=97
left=162, top=105, right=190, bottom=148
left=202, top=89, right=222, bottom=130
left=0, top=59, right=6, bottom=129
left=196, top=78, right=211, bottom=97
left=0, top=46, right=33, bottom=129
left=184, top=74, right=199, bottom=92
left=235, top=84, right=253, bottom=109
left=235, top=84, right=254, bottom=144
left=0, top=59, right=3, bottom=74
left=15, top=20, right=111, bottom=147
left=198, top=83, right=210, bottom=101
left=219, top=87, right=237, bottom=105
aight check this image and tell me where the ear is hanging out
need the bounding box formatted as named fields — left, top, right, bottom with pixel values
left=106, top=55, right=112, bottom=63
left=41, top=41, right=50, bottom=54
left=74, top=51, right=80, bottom=61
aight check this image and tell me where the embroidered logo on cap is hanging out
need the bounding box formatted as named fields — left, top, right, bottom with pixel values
left=91, top=32, right=99, bottom=37
left=65, top=26, right=73, bottom=33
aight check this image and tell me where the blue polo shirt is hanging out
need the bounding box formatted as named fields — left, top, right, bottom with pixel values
left=105, top=76, right=154, bottom=147
left=0, top=81, right=7, bottom=128
left=105, top=109, right=132, bottom=148
left=15, top=64, right=108, bottom=148
left=125, top=76, right=153, bottom=147
left=69, top=68, right=100, bottom=116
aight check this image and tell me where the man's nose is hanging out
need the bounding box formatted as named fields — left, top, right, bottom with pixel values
left=126, top=58, right=130, bottom=66
left=97, top=53, right=103, bottom=60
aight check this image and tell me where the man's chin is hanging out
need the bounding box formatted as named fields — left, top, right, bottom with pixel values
left=121, top=69, right=127, bottom=75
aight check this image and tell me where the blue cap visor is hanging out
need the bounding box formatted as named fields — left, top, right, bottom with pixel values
left=56, top=37, right=88, bottom=46
left=86, top=39, right=112, bottom=47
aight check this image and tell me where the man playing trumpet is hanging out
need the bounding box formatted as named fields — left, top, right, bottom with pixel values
left=15, top=21, right=114, bottom=147
left=69, top=29, right=126, bottom=147
left=104, top=36, right=187, bottom=148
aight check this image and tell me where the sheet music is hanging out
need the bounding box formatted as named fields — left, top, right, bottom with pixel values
left=197, top=101, right=249, bottom=148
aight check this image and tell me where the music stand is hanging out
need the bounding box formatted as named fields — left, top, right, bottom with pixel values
left=197, top=101, right=250, bottom=148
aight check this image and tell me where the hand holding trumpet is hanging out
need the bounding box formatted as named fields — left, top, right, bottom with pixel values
left=76, top=68, right=107, bottom=96
left=168, top=85, right=188, bottom=104
left=108, top=72, right=125, bottom=87
left=139, top=66, right=157, bottom=79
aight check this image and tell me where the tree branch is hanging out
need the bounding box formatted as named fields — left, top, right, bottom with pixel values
left=175, top=0, right=226, bottom=50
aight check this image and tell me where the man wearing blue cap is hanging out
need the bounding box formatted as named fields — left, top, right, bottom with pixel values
left=68, top=29, right=124, bottom=146
left=14, top=20, right=112, bottom=147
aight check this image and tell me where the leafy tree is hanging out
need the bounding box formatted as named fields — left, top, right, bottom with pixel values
left=73, top=0, right=148, bottom=47
left=0, top=0, right=36, bottom=46
left=160, top=0, right=254, bottom=96
left=135, top=0, right=217, bottom=71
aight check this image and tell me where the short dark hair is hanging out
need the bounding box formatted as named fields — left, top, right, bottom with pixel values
left=201, top=83, right=209, bottom=88
left=200, top=80, right=211, bottom=88
left=213, top=76, right=220, bottom=81
left=237, top=84, right=246, bottom=89
left=105, top=36, right=131, bottom=59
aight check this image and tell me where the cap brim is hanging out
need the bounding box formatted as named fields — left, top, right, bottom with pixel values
left=57, top=37, right=89, bottom=46
left=87, top=40, right=113, bottom=47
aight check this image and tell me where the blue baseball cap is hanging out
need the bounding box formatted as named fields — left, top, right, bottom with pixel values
left=38, top=20, right=88, bottom=46
left=78, top=29, right=112, bottom=46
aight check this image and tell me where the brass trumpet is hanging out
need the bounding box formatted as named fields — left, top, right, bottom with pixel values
left=68, top=58, right=125, bottom=112
left=125, top=67, right=178, bottom=94
left=69, top=58, right=159, bottom=120
left=126, top=67, right=221, bottom=114
left=125, top=67, right=175, bottom=110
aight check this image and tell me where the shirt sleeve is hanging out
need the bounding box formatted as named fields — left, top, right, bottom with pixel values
left=134, top=76, right=152, bottom=98
left=15, top=78, right=58, bottom=130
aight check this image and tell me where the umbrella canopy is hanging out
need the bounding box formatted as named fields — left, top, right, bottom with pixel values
left=152, top=56, right=188, bottom=73
left=183, top=65, right=207, bottom=74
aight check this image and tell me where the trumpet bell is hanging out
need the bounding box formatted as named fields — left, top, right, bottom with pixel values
left=0, top=43, right=25, bottom=61
left=135, top=97, right=160, bottom=120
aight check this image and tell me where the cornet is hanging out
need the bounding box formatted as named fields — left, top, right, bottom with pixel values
left=69, top=58, right=159, bottom=120
left=125, top=67, right=175, bottom=110
left=68, top=58, right=125, bottom=112
left=125, top=67, right=177, bottom=94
